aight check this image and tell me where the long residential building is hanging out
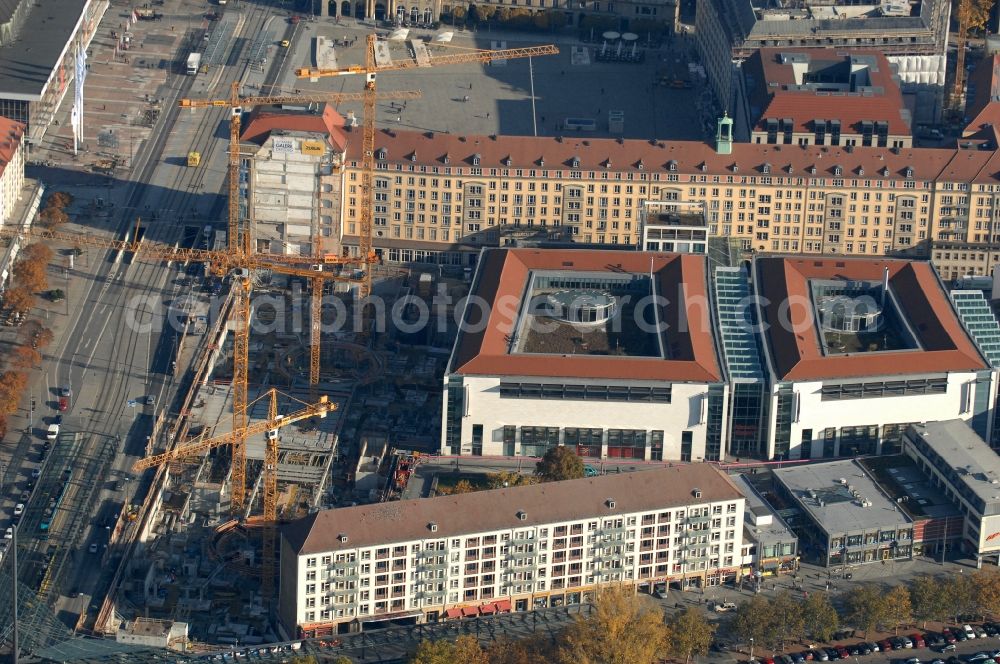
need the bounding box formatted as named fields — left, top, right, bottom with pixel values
left=278, top=464, right=746, bottom=637
left=333, top=123, right=1000, bottom=268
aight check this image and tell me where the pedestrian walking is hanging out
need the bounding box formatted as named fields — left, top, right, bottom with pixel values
left=486, top=112, right=490, bottom=119
left=397, top=116, right=401, bottom=122
left=463, top=95, right=469, bottom=102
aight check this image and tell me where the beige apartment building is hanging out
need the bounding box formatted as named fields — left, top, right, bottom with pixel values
left=333, top=121, right=1000, bottom=267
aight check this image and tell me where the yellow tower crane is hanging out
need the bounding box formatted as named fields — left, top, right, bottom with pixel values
left=177, top=83, right=421, bottom=505
left=296, top=38, right=559, bottom=302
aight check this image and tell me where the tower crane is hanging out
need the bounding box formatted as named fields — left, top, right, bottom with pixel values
left=4, top=219, right=347, bottom=509
left=131, top=389, right=335, bottom=600
left=296, top=37, right=559, bottom=301
left=177, top=84, right=421, bottom=506
left=179, top=81, right=420, bottom=394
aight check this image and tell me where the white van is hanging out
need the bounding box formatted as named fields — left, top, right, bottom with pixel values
left=46, top=423, right=59, bottom=440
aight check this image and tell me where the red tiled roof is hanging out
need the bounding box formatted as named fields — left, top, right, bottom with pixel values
left=0, top=116, right=24, bottom=178
left=754, top=256, right=989, bottom=381
left=450, top=248, right=722, bottom=383
left=964, top=54, right=1000, bottom=137
left=744, top=49, right=909, bottom=136
left=352, top=129, right=977, bottom=184
left=241, top=104, right=348, bottom=151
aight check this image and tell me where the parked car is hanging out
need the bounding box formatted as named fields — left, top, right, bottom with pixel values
left=813, top=650, right=829, bottom=662
left=968, top=626, right=980, bottom=640
left=835, top=646, right=850, bottom=660
left=976, top=626, right=989, bottom=639
left=879, top=639, right=895, bottom=651
left=3, top=527, right=11, bottom=540
left=780, top=655, right=794, bottom=664
left=868, top=642, right=881, bottom=653
left=791, top=654, right=805, bottom=664
left=58, top=386, right=71, bottom=398
left=902, top=637, right=915, bottom=649
left=58, top=396, right=67, bottom=411
left=913, top=635, right=927, bottom=649
left=13, top=503, right=23, bottom=516
left=984, top=624, right=1000, bottom=637
left=823, top=647, right=840, bottom=661
left=942, top=644, right=958, bottom=652
left=88, top=543, right=98, bottom=554
left=46, top=423, right=58, bottom=440
left=848, top=645, right=862, bottom=656
left=859, top=644, right=873, bottom=655
left=891, top=638, right=907, bottom=650
left=957, top=628, right=971, bottom=642
left=801, top=651, right=815, bottom=661
left=966, top=653, right=991, bottom=662
left=906, top=659, right=922, bottom=664
left=943, top=629, right=958, bottom=644
left=931, top=660, right=946, bottom=664
left=927, top=634, right=946, bottom=647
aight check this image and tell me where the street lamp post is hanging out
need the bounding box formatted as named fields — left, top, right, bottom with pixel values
left=750, top=637, right=754, bottom=661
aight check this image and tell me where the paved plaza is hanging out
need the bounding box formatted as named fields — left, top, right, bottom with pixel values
left=279, top=19, right=711, bottom=141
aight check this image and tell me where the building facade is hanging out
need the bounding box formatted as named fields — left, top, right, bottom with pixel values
left=772, top=459, right=915, bottom=568
left=312, top=0, right=677, bottom=28
left=338, top=128, right=1000, bottom=268
left=753, top=256, right=998, bottom=461
left=743, top=49, right=912, bottom=149
left=442, top=248, right=729, bottom=461
left=241, top=106, right=348, bottom=259
left=0, top=0, right=107, bottom=143
left=695, top=0, right=949, bottom=134
left=279, top=465, right=745, bottom=637
left=903, top=420, right=1000, bottom=565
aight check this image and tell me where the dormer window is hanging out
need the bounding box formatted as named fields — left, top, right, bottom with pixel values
left=810, top=166, right=817, bottom=175
left=858, top=167, right=864, bottom=176
left=443, top=153, right=450, bottom=165
left=636, top=159, right=644, bottom=170
left=833, top=166, right=843, bottom=176
left=538, top=157, right=545, bottom=167
left=882, top=167, right=890, bottom=177
left=762, top=163, right=771, bottom=174
left=410, top=152, right=417, bottom=162
left=472, top=154, right=481, bottom=166
left=504, top=157, right=512, bottom=167
left=732, top=163, right=739, bottom=173
left=786, top=164, right=794, bottom=174
left=604, top=159, right=612, bottom=169
left=700, top=162, right=707, bottom=172
left=668, top=160, right=677, bottom=171
left=905, top=167, right=913, bottom=178
left=571, top=157, right=580, bottom=168
left=376, top=149, right=387, bottom=160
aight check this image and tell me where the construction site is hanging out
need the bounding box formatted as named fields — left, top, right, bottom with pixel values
left=34, top=33, right=560, bottom=654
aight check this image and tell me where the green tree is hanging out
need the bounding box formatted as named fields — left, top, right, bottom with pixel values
left=802, top=591, right=840, bottom=643
left=771, top=590, right=805, bottom=649
left=846, top=585, right=889, bottom=638
left=884, top=585, right=913, bottom=634
left=667, top=606, right=716, bottom=664
left=486, top=470, right=538, bottom=489
left=973, top=568, right=1000, bottom=618
left=554, top=586, right=670, bottom=664
left=909, top=575, right=945, bottom=628
left=942, top=573, right=978, bottom=622
left=535, top=446, right=585, bottom=482
left=734, top=595, right=778, bottom=650
left=411, top=639, right=457, bottom=664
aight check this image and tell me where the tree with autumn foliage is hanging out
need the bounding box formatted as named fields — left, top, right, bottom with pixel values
left=3, top=286, right=34, bottom=314
left=554, top=586, right=670, bottom=664
left=14, top=242, right=53, bottom=293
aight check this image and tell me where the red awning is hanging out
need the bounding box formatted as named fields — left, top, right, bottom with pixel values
left=444, top=608, right=462, bottom=619
left=479, top=604, right=497, bottom=615
left=494, top=599, right=512, bottom=612
left=461, top=606, right=480, bottom=617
